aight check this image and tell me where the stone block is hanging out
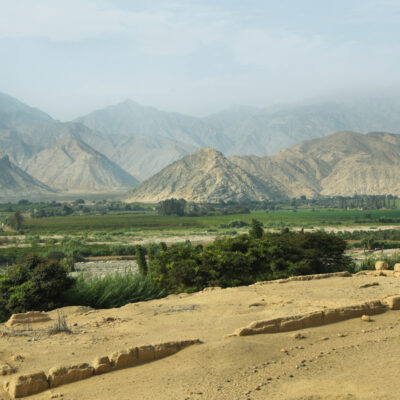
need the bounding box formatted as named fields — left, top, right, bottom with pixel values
left=3, top=371, right=48, bottom=398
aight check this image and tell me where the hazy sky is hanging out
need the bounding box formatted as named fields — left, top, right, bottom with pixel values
left=0, top=0, right=399, bottom=120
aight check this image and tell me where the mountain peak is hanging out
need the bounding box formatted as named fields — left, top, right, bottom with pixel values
left=124, top=147, right=285, bottom=203
left=194, top=147, right=223, bottom=157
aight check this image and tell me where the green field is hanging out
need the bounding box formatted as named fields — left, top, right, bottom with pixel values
left=15, top=208, right=400, bottom=234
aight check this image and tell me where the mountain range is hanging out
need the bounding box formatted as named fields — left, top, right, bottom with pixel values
left=1, top=90, right=400, bottom=200
left=123, top=147, right=286, bottom=203
left=126, top=131, right=400, bottom=202
left=23, top=137, right=138, bottom=192
left=0, top=155, right=54, bottom=200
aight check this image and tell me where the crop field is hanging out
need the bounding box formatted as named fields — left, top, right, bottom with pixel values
left=17, top=208, right=400, bottom=235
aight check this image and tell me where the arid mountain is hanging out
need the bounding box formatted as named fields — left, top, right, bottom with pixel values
left=77, top=93, right=400, bottom=160
left=0, top=155, right=54, bottom=199
left=23, top=137, right=138, bottom=193
left=123, top=147, right=286, bottom=203
left=0, top=93, right=195, bottom=182
left=231, top=131, right=400, bottom=198
left=205, top=93, right=400, bottom=156
left=81, top=132, right=195, bottom=180
left=3, top=91, right=400, bottom=199
left=125, top=131, right=400, bottom=202
left=75, top=99, right=232, bottom=150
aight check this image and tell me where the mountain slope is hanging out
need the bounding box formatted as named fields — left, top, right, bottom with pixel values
left=231, top=131, right=400, bottom=197
left=0, top=93, right=196, bottom=182
left=75, top=99, right=232, bottom=150
left=0, top=155, right=55, bottom=199
left=80, top=132, right=195, bottom=180
left=206, top=94, right=400, bottom=156
left=123, top=147, right=286, bottom=203
left=23, top=137, right=139, bottom=193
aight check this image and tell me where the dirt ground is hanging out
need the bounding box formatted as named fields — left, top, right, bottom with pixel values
left=1, top=273, right=400, bottom=399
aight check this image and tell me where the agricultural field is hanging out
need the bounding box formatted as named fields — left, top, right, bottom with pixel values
left=8, top=208, right=400, bottom=235
left=1, top=205, right=400, bottom=275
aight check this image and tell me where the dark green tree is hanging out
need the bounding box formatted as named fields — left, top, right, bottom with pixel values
left=135, top=245, right=148, bottom=276
left=0, top=255, right=74, bottom=322
left=8, top=210, right=24, bottom=231
left=158, top=198, right=186, bottom=216
left=249, top=219, right=264, bottom=239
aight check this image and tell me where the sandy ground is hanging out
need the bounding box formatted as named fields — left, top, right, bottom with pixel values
left=1, top=273, right=400, bottom=399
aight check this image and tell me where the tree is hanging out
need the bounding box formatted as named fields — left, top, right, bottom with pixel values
left=8, top=211, right=24, bottom=231
left=249, top=219, right=264, bottom=239
left=158, top=198, right=186, bottom=216
left=0, top=256, right=74, bottom=322
left=135, top=245, right=148, bottom=276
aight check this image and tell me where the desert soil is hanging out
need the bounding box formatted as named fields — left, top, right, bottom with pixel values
left=1, top=272, right=400, bottom=399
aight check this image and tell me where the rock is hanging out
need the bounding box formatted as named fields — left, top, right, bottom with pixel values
left=375, top=261, right=389, bottom=271
left=291, top=332, right=305, bottom=339
left=92, top=356, right=112, bottom=375
left=249, top=302, right=264, bottom=308
left=154, top=342, right=180, bottom=359
left=359, top=282, right=379, bottom=289
left=3, top=371, right=48, bottom=398
left=382, top=295, right=400, bottom=310
left=361, top=315, right=371, bottom=322
left=137, top=345, right=155, bottom=363
left=110, top=350, right=137, bottom=369
left=48, top=364, right=94, bottom=388
left=394, top=263, right=400, bottom=272
left=230, top=301, right=386, bottom=337
left=0, top=362, right=15, bottom=376
left=6, top=311, right=51, bottom=327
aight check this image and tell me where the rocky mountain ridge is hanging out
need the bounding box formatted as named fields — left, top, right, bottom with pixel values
left=123, top=147, right=286, bottom=203
left=23, top=137, right=138, bottom=193
left=2, top=91, right=400, bottom=200
left=126, top=131, right=400, bottom=202
left=0, top=155, right=55, bottom=199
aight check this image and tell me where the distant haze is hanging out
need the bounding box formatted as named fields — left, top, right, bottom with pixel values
left=1, top=0, right=399, bottom=120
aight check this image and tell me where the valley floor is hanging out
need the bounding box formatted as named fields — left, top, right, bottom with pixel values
left=1, top=272, right=400, bottom=399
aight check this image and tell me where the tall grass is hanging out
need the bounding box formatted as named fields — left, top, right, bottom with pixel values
left=64, top=272, right=164, bottom=309
left=357, top=253, right=400, bottom=271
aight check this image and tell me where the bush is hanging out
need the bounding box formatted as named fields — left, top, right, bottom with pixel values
left=0, top=256, right=74, bottom=322
left=65, top=272, right=164, bottom=309
left=150, top=231, right=352, bottom=293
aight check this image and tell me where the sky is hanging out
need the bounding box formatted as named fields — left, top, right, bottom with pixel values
left=0, top=0, right=399, bottom=120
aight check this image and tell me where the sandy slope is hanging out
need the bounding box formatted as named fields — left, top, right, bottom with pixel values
left=1, top=273, right=400, bottom=399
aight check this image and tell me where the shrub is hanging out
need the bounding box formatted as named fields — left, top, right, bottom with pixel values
left=65, top=272, right=164, bottom=309
left=150, top=231, right=352, bottom=293
left=0, top=255, right=74, bottom=322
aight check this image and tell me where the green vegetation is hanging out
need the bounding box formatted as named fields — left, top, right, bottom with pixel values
left=357, top=253, right=400, bottom=271
left=135, top=245, right=148, bottom=275
left=0, top=254, right=164, bottom=321
left=65, top=272, right=163, bottom=309
left=2, top=196, right=400, bottom=321
left=0, top=255, right=73, bottom=322
left=2, top=208, right=399, bottom=236
left=0, top=243, right=139, bottom=267
left=150, top=230, right=352, bottom=293
left=5, top=211, right=24, bottom=231
left=249, top=218, right=264, bottom=239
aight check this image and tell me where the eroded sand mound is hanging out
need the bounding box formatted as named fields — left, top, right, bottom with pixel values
left=1, top=272, right=400, bottom=399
